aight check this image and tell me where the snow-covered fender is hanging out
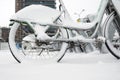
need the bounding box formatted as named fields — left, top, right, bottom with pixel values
left=10, top=5, right=61, bottom=24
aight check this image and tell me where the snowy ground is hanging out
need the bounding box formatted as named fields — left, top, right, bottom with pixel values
left=0, top=50, right=120, bottom=80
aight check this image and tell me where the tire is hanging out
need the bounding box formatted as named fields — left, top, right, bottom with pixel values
left=104, top=12, right=120, bottom=59
left=9, top=22, right=68, bottom=63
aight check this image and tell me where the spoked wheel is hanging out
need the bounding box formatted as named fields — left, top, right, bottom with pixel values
left=104, top=12, right=120, bottom=59
left=9, top=22, right=68, bottom=63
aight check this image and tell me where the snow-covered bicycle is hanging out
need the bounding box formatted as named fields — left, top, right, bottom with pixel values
left=9, top=0, right=120, bottom=63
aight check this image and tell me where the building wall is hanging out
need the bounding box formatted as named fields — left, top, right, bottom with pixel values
left=1, top=27, right=10, bottom=42
left=15, top=0, right=56, bottom=12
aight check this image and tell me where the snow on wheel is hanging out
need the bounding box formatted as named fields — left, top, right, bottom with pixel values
left=9, top=22, right=68, bottom=63
left=104, top=12, right=120, bottom=59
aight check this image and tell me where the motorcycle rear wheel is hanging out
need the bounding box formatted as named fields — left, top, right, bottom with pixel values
left=9, top=22, right=68, bottom=63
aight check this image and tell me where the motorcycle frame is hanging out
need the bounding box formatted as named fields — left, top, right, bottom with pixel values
left=39, top=0, right=109, bottom=43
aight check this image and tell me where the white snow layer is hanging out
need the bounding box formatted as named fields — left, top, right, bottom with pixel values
left=11, top=5, right=61, bottom=24
left=0, top=50, right=120, bottom=80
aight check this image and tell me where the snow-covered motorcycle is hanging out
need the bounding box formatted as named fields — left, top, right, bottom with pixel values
left=9, top=0, right=120, bottom=63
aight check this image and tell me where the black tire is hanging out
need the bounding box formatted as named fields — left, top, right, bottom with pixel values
left=104, top=12, right=120, bottom=59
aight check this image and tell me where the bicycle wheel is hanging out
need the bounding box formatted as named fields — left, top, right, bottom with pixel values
left=9, top=22, right=68, bottom=63
left=104, top=12, right=120, bottom=59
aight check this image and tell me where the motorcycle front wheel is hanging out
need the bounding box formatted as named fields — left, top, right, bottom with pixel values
left=9, top=22, right=68, bottom=63
left=104, top=12, right=120, bottom=59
